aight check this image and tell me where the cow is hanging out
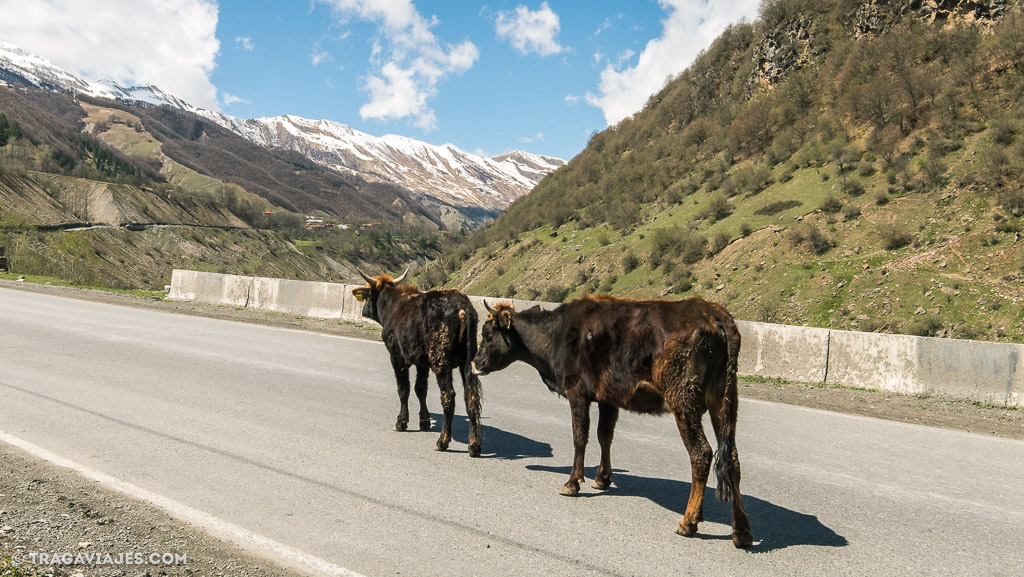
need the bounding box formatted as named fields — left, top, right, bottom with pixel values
left=471, top=295, right=753, bottom=547
left=352, top=270, right=483, bottom=457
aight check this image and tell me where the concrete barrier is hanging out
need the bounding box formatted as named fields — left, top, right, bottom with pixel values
left=168, top=270, right=252, bottom=307
left=250, top=277, right=349, bottom=319
left=166, top=269, right=1022, bottom=406
left=339, top=283, right=366, bottom=323
left=737, top=321, right=830, bottom=383
left=827, top=330, right=1021, bottom=405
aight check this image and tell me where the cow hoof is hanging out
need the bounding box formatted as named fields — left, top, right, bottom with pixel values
left=419, top=419, right=432, bottom=431
left=732, top=530, right=754, bottom=549
left=468, top=443, right=481, bottom=458
left=558, top=483, right=580, bottom=497
left=434, top=441, right=449, bottom=452
left=591, top=477, right=611, bottom=490
left=675, top=521, right=698, bottom=537
left=394, top=422, right=408, bottom=432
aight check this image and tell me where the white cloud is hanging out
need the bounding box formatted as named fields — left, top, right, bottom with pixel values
left=593, top=14, right=622, bottom=37
left=318, top=0, right=478, bottom=131
left=517, top=132, right=544, bottom=144
left=222, top=92, right=250, bottom=105
left=495, top=2, right=565, bottom=57
left=564, top=94, right=580, bottom=104
left=236, top=36, right=254, bottom=51
left=0, top=0, right=221, bottom=110
left=586, top=0, right=760, bottom=126
left=311, top=49, right=332, bottom=66
left=614, top=49, right=635, bottom=67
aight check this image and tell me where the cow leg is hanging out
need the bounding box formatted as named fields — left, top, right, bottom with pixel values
left=393, top=365, right=411, bottom=432
left=560, top=391, right=590, bottom=496
left=668, top=378, right=712, bottom=537
left=414, top=366, right=431, bottom=431
left=460, top=366, right=483, bottom=457
left=592, top=402, right=618, bottom=490
left=708, top=388, right=754, bottom=548
left=434, top=370, right=456, bottom=452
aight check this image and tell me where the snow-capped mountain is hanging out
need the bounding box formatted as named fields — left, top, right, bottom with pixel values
left=0, top=39, right=564, bottom=225
left=0, top=39, right=194, bottom=110
left=200, top=112, right=563, bottom=214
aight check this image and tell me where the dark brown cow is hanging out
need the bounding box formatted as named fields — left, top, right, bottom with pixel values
left=471, top=295, right=752, bottom=547
left=353, top=270, right=482, bottom=457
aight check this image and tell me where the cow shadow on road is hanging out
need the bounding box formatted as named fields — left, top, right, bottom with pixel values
left=526, top=464, right=847, bottom=553
left=424, top=413, right=553, bottom=460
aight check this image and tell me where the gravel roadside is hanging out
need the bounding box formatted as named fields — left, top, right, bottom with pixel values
left=1, top=279, right=1021, bottom=576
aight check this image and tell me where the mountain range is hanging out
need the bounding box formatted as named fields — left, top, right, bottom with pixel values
left=0, top=38, right=563, bottom=229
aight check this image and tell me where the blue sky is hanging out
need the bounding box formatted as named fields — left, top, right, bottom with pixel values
left=0, top=0, right=761, bottom=160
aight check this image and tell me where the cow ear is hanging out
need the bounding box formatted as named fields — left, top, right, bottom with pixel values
left=352, top=288, right=366, bottom=302
left=499, top=309, right=513, bottom=330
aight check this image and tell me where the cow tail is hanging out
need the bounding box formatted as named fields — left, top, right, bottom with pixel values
left=460, top=309, right=483, bottom=415
left=713, top=319, right=741, bottom=503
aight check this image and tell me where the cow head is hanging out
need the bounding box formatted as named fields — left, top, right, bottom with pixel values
left=351, top=268, right=407, bottom=322
left=471, top=301, right=519, bottom=375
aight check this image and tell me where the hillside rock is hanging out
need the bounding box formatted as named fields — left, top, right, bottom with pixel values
left=751, top=15, right=820, bottom=88
left=856, top=0, right=1008, bottom=36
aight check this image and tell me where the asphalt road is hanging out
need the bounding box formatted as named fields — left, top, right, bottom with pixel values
left=1, top=287, right=1022, bottom=576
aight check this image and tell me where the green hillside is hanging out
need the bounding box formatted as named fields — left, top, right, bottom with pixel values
left=435, top=0, right=1024, bottom=343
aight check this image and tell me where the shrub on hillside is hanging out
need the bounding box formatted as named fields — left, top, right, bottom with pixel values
left=841, top=177, right=866, bottom=197
left=998, top=189, right=1024, bottom=217
left=698, top=194, right=734, bottom=222
left=709, top=232, right=731, bottom=255
left=789, top=224, right=835, bottom=255
left=990, top=116, right=1017, bottom=146
left=754, top=200, right=802, bottom=216
left=651, top=225, right=710, bottom=265
left=621, top=251, right=640, bottom=273
left=730, top=164, right=773, bottom=196
left=842, top=203, right=862, bottom=221
left=906, top=316, right=943, bottom=337
left=880, top=225, right=914, bottom=250
left=543, top=284, right=572, bottom=303
left=821, top=195, right=843, bottom=213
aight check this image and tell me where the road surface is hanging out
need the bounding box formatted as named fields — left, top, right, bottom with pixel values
left=1, top=287, right=1021, bottom=576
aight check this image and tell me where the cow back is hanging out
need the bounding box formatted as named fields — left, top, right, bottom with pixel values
left=556, top=296, right=736, bottom=410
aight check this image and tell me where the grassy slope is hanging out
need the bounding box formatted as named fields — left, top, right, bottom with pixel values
left=443, top=2, right=1024, bottom=343
left=80, top=102, right=268, bottom=208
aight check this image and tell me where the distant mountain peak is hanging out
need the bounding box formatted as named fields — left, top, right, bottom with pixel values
left=195, top=111, right=565, bottom=228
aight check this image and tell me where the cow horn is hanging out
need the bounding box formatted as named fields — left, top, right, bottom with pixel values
left=357, top=269, right=375, bottom=285
left=393, top=268, right=409, bottom=284
left=483, top=300, right=497, bottom=315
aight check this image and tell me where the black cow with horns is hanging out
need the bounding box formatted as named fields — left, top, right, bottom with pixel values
left=471, top=295, right=753, bottom=547
left=352, top=269, right=483, bottom=457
